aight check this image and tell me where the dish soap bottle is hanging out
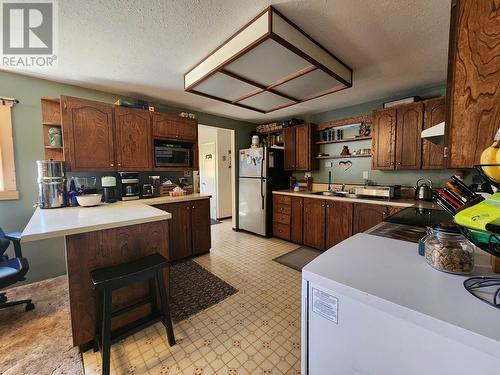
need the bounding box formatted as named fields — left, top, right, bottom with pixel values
left=68, top=177, right=79, bottom=207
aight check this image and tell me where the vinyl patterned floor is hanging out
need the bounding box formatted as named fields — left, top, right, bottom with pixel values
left=83, top=220, right=302, bottom=375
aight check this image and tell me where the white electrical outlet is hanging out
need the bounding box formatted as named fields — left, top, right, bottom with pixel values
left=363, top=171, right=369, bottom=179
left=305, top=172, right=312, bottom=178
left=325, top=161, right=333, bottom=168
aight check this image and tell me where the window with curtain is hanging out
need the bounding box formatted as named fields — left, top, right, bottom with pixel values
left=0, top=98, right=18, bottom=200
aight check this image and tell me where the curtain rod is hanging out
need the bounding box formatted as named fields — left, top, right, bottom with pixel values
left=0, top=97, right=19, bottom=104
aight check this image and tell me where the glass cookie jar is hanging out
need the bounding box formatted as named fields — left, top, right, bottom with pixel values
left=424, top=225, right=475, bottom=275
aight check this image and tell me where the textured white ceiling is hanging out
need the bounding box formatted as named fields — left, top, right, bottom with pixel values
left=2, top=0, right=451, bottom=123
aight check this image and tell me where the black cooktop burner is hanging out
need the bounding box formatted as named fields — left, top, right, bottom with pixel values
left=384, top=207, right=453, bottom=228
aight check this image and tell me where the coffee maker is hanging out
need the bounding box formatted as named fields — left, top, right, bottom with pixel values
left=101, top=176, right=117, bottom=203
left=118, top=172, right=140, bottom=201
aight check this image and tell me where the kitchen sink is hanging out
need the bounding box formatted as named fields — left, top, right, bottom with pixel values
left=311, top=191, right=358, bottom=198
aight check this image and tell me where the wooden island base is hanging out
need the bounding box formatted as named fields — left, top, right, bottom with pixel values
left=65, top=220, right=169, bottom=349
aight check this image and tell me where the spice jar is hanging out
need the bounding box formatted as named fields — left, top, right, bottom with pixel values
left=424, top=225, right=475, bottom=274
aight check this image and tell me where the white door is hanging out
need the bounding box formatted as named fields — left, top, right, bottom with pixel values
left=199, top=142, right=217, bottom=219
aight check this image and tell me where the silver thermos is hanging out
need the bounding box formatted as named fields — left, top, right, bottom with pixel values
left=37, top=160, right=66, bottom=208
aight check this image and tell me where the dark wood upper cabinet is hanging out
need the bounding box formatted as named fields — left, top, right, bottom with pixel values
left=372, top=108, right=396, bottom=170
left=303, top=198, right=325, bottom=250
left=295, top=124, right=311, bottom=171
left=164, top=202, right=192, bottom=260
left=115, top=107, right=152, bottom=171
left=422, top=97, right=446, bottom=169
left=283, top=126, right=296, bottom=171
left=290, top=196, right=304, bottom=244
left=153, top=112, right=197, bottom=142
left=395, top=102, right=423, bottom=169
left=283, top=123, right=317, bottom=171
left=352, top=203, right=388, bottom=234
left=446, top=0, right=500, bottom=169
left=61, top=96, right=115, bottom=171
left=325, top=201, right=353, bottom=249
left=191, top=199, right=211, bottom=256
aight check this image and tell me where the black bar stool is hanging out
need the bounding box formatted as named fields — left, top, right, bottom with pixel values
left=90, top=253, right=176, bottom=375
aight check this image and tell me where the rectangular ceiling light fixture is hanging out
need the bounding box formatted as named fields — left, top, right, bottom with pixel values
left=184, top=6, right=353, bottom=113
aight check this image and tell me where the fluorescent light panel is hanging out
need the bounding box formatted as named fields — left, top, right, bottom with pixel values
left=184, top=6, right=352, bottom=113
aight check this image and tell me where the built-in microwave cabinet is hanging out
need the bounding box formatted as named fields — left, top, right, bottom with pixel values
left=60, top=95, right=198, bottom=172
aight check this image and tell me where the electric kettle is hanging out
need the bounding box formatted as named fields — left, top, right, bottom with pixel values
left=415, top=178, right=433, bottom=201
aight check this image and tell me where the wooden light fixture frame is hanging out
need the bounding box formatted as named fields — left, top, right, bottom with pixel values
left=184, top=6, right=353, bottom=113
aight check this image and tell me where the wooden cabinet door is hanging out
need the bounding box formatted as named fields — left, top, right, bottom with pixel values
left=177, top=118, right=197, bottom=142
left=303, top=198, right=325, bottom=250
left=423, top=97, right=446, bottom=169
left=352, top=203, right=387, bottom=234
left=372, top=108, right=396, bottom=170
left=446, top=0, right=500, bottom=168
left=290, top=196, right=303, bottom=244
left=325, top=201, right=353, bottom=249
left=165, top=202, right=192, bottom=260
left=115, top=107, right=152, bottom=170
left=152, top=113, right=179, bottom=139
left=191, top=199, right=211, bottom=256
left=61, top=96, right=115, bottom=171
left=295, top=124, right=310, bottom=171
left=283, top=127, right=296, bottom=171
left=395, top=102, right=423, bottom=169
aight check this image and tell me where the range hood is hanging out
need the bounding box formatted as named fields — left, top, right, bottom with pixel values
left=184, top=6, right=352, bottom=113
left=421, top=121, right=445, bottom=144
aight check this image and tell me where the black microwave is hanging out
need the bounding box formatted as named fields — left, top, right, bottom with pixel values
left=154, top=141, right=191, bottom=167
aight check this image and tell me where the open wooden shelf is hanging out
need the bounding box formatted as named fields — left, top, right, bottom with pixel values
left=316, top=136, right=372, bottom=145
left=256, top=128, right=284, bottom=135
left=316, top=113, right=372, bottom=131
left=42, top=121, right=61, bottom=126
left=44, top=146, right=63, bottom=149
left=316, top=154, right=372, bottom=160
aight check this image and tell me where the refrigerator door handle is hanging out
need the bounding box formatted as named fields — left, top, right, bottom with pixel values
left=261, top=178, right=265, bottom=210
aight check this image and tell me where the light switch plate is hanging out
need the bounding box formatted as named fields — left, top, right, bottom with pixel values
left=325, top=162, right=333, bottom=168
left=363, top=171, right=369, bottom=179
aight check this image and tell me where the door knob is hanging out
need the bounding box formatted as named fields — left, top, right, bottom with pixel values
left=110, top=163, right=114, bottom=167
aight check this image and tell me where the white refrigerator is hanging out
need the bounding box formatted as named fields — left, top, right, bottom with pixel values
left=238, top=147, right=289, bottom=236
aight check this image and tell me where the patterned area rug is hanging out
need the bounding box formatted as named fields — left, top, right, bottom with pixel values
left=273, top=246, right=323, bottom=271
left=170, top=259, right=238, bottom=322
left=0, top=260, right=237, bottom=374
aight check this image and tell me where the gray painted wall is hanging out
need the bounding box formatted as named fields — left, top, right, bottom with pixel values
left=296, top=84, right=465, bottom=187
left=0, top=71, right=253, bottom=283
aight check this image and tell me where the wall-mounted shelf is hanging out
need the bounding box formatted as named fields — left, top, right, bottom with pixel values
left=316, top=113, right=372, bottom=131
left=316, top=136, right=372, bottom=145
left=44, top=146, right=63, bottom=149
left=42, top=122, right=61, bottom=126
left=256, top=128, right=283, bottom=135
left=316, top=154, right=371, bottom=160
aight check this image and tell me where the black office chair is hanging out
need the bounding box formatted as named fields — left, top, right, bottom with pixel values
left=0, top=229, right=34, bottom=311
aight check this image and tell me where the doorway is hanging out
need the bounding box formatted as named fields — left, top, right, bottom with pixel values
left=198, top=125, right=235, bottom=227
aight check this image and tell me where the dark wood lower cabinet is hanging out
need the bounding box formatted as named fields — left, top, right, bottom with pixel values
left=191, top=199, right=212, bottom=256
left=65, top=220, right=169, bottom=347
left=303, top=198, right=326, bottom=250
left=352, top=203, right=403, bottom=234
left=273, top=194, right=406, bottom=250
left=325, top=201, right=353, bottom=249
left=290, top=197, right=304, bottom=244
left=155, top=198, right=211, bottom=261
left=163, top=202, right=192, bottom=260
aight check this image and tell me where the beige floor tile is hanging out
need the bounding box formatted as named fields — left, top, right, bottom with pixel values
left=82, top=221, right=301, bottom=374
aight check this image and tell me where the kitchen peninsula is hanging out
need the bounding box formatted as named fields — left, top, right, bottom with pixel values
left=21, top=194, right=210, bottom=349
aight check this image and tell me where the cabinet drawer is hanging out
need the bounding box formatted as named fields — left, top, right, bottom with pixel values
left=273, top=203, right=291, bottom=215
left=274, top=194, right=291, bottom=205
left=273, top=222, right=291, bottom=241
left=274, top=212, right=290, bottom=225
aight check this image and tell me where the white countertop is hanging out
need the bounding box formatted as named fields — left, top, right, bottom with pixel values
left=21, top=193, right=212, bottom=242
left=303, top=233, right=500, bottom=358
left=273, top=190, right=441, bottom=209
